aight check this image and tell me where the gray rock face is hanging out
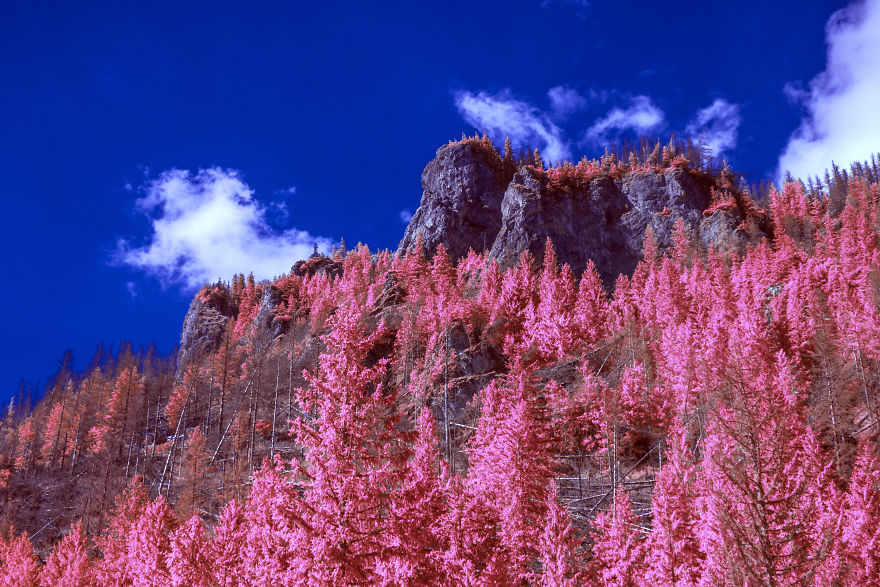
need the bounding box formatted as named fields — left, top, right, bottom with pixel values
left=401, top=143, right=759, bottom=286
left=255, top=285, right=286, bottom=339
left=397, top=142, right=512, bottom=259
left=177, top=296, right=229, bottom=373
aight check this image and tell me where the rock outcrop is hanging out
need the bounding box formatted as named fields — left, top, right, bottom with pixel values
left=177, top=295, right=230, bottom=373
left=399, top=141, right=762, bottom=286
left=397, top=141, right=513, bottom=260
left=179, top=140, right=763, bottom=369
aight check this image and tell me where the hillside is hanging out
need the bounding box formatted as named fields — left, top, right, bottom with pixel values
left=1, top=138, right=879, bottom=585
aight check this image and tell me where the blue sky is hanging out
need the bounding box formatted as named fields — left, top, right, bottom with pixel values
left=1, top=0, right=878, bottom=406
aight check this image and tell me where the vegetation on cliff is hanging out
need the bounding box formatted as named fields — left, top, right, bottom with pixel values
left=1, top=147, right=880, bottom=584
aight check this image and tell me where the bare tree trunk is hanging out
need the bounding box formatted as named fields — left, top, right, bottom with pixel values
left=443, top=323, right=453, bottom=475
left=51, top=380, right=69, bottom=469
left=287, top=349, right=294, bottom=423
left=159, top=384, right=190, bottom=496
left=271, top=360, right=280, bottom=459
left=151, top=390, right=162, bottom=460
left=137, top=396, right=151, bottom=477
left=117, top=365, right=136, bottom=462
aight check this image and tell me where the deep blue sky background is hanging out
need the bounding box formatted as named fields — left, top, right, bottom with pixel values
left=2, top=0, right=876, bottom=406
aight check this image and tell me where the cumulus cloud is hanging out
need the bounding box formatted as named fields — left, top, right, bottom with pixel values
left=778, top=0, right=880, bottom=182
left=584, top=95, right=665, bottom=144
left=547, top=86, right=587, bottom=119
left=117, top=168, right=332, bottom=289
left=454, top=90, right=571, bottom=162
left=685, top=98, right=742, bottom=158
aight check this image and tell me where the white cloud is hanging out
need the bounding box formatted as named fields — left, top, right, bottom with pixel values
left=454, top=90, right=572, bottom=162
left=547, top=86, right=587, bottom=119
left=585, top=95, right=665, bottom=144
left=118, top=168, right=332, bottom=289
left=685, top=98, right=742, bottom=157
left=778, top=0, right=880, bottom=182
left=399, top=209, right=413, bottom=223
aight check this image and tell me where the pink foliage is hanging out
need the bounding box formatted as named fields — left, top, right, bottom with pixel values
left=0, top=531, right=39, bottom=587
left=466, top=365, right=556, bottom=582
left=208, top=499, right=247, bottom=586
left=642, top=428, right=703, bottom=586
left=124, top=497, right=177, bottom=586
left=842, top=440, right=880, bottom=583
left=168, top=516, right=212, bottom=587
left=537, top=486, right=582, bottom=585
left=587, top=491, right=646, bottom=586
left=40, top=522, right=93, bottom=587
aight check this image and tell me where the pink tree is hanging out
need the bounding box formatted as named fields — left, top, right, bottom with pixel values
left=168, top=516, right=212, bottom=587
left=95, top=476, right=150, bottom=585
left=842, top=439, right=880, bottom=583
left=495, top=251, right=538, bottom=355
left=295, top=306, right=403, bottom=583
left=208, top=499, right=247, bottom=586
left=526, top=239, right=579, bottom=362
left=241, top=459, right=309, bottom=585
left=574, top=260, right=609, bottom=348
left=587, top=490, right=647, bottom=586
left=40, top=522, right=93, bottom=587
left=244, top=303, right=413, bottom=584
left=465, top=364, right=557, bottom=583
left=537, top=486, right=583, bottom=586
left=0, top=531, right=39, bottom=587
left=377, top=409, right=448, bottom=585
left=124, top=497, right=178, bottom=587
left=437, top=477, right=508, bottom=585
left=641, top=427, right=703, bottom=586
left=697, top=351, right=842, bottom=585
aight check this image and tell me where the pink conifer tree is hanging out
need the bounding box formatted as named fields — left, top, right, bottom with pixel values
left=537, top=486, right=582, bottom=586
left=168, top=516, right=212, bottom=587
left=209, top=499, right=247, bottom=586
left=375, top=409, right=449, bottom=585
left=697, top=351, right=842, bottom=585
left=124, top=497, right=177, bottom=586
left=642, top=427, right=703, bottom=585
left=40, top=522, right=93, bottom=587
left=466, top=364, right=556, bottom=582
left=587, top=490, right=647, bottom=586
left=281, top=303, right=412, bottom=583
left=574, top=260, right=609, bottom=348
left=842, top=439, right=880, bottom=583
left=437, top=476, right=508, bottom=584
left=526, top=239, right=578, bottom=362
left=240, top=459, right=309, bottom=585
left=0, top=531, right=39, bottom=587
left=95, top=476, right=150, bottom=585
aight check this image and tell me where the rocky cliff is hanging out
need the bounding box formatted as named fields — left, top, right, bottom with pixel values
left=399, top=141, right=762, bottom=286
left=179, top=139, right=764, bottom=369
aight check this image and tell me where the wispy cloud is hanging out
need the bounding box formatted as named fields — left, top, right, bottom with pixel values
left=685, top=98, right=742, bottom=158
left=584, top=95, right=665, bottom=144
left=778, top=0, right=880, bottom=182
left=117, top=168, right=332, bottom=290
left=454, top=89, right=572, bottom=162
left=399, top=209, right=413, bottom=223
left=547, top=86, right=587, bottom=119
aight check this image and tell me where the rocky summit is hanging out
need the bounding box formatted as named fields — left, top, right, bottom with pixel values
left=180, top=138, right=766, bottom=369
left=398, top=140, right=762, bottom=286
